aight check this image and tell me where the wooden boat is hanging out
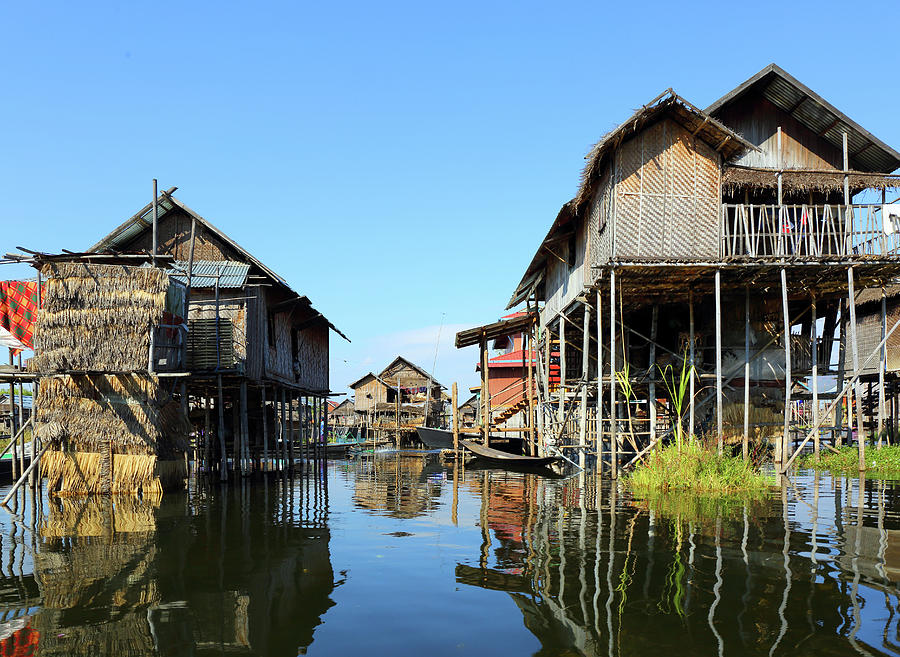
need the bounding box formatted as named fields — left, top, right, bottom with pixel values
left=459, top=439, right=560, bottom=467
left=416, top=427, right=513, bottom=450
left=322, top=441, right=360, bottom=457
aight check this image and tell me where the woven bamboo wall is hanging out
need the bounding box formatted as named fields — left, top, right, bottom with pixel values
left=296, top=321, right=329, bottom=392
left=589, top=169, right=613, bottom=268
left=613, top=117, right=720, bottom=260
left=540, top=218, right=587, bottom=326
left=121, top=208, right=239, bottom=262
left=188, top=290, right=247, bottom=372
left=265, top=311, right=294, bottom=383
left=353, top=378, right=386, bottom=413
left=857, top=300, right=900, bottom=374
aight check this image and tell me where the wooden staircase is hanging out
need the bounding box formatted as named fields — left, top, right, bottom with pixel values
left=493, top=396, right=534, bottom=424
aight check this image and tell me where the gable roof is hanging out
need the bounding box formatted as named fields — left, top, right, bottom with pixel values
left=378, top=356, right=441, bottom=385
left=508, top=90, right=757, bottom=309
left=90, top=190, right=349, bottom=342
left=706, top=63, right=900, bottom=173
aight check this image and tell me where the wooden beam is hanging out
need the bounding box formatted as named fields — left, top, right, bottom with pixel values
left=780, top=267, right=790, bottom=469
left=609, top=270, right=617, bottom=479
left=743, top=286, right=750, bottom=460
left=847, top=266, right=865, bottom=471
left=715, top=270, right=723, bottom=453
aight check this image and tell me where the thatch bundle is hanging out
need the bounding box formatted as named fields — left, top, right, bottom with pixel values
left=723, top=166, right=900, bottom=194
left=31, top=262, right=170, bottom=372
left=42, top=450, right=186, bottom=496
left=35, top=374, right=189, bottom=457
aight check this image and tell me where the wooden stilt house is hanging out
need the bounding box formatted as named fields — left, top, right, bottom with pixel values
left=87, top=190, right=349, bottom=479
left=505, top=63, right=900, bottom=474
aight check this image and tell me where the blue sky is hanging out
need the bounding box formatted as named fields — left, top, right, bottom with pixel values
left=2, top=0, right=899, bottom=395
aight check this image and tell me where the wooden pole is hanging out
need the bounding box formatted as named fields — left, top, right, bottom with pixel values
left=481, top=336, right=490, bottom=447
left=780, top=267, right=790, bottom=469
left=288, top=390, right=296, bottom=474
left=596, top=289, right=604, bottom=471
left=648, top=305, right=658, bottom=450
left=526, top=323, right=535, bottom=456
left=395, top=376, right=401, bottom=448
left=204, top=393, right=211, bottom=472
left=559, top=316, right=566, bottom=437
left=217, top=374, right=227, bottom=482
left=8, top=350, right=17, bottom=481
left=452, top=382, right=459, bottom=457
left=280, top=387, right=287, bottom=471
left=847, top=266, right=865, bottom=471
left=715, top=270, right=723, bottom=453
left=240, top=380, right=250, bottom=477
left=579, top=306, right=591, bottom=469
left=152, top=178, right=158, bottom=267
left=609, top=269, right=617, bottom=479
left=879, top=288, right=887, bottom=448
left=232, top=397, right=241, bottom=476
left=811, top=294, right=820, bottom=460
left=743, top=286, right=750, bottom=460
left=689, top=289, right=696, bottom=438
left=261, top=385, right=268, bottom=471
left=836, top=301, right=847, bottom=446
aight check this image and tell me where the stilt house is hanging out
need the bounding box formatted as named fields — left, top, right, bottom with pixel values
left=506, top=63, right=900, bottom=473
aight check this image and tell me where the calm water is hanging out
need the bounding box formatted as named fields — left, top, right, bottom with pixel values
left=0, top=455, right=897, bottom=656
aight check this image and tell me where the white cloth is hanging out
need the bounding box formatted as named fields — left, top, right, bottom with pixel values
left=0, top=326, right=27, bottom=351
left=883, top=204, right=900, bottom=235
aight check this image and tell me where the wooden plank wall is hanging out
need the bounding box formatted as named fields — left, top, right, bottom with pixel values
left=714, top=93, right=844, bottom=171
left=296, top=322, right=329, bottom=392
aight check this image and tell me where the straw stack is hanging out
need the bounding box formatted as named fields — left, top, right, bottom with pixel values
left=31, top=262, right=169, bottom=372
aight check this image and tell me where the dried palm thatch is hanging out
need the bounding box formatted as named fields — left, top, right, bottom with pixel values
left=35, top=374, right=189, bottom=457
left=723, top=166, right=900, bottom=195
left=721, top=402, right=782, bottom=442
left=31, top=262, right=170, bottom=372
left=42, top=450, right=186, bottom=497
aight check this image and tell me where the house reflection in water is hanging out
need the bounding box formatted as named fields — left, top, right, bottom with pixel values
left=343, top=453, right=445, bottom=519
left=17, top=468, right=333, bottom=657
left=456, top=471, right=900, bottom=657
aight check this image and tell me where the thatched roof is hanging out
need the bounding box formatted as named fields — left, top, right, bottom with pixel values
left=575, top=89, right=757, bottom=208
left=723, top=165, right=900, bottom=194
left=508, top=91, right=757, bottom=309
left=856, top=283, right=900, bottom=308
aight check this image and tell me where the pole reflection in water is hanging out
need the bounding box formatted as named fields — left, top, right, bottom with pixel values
left=0, top=454, right=898, bottom=656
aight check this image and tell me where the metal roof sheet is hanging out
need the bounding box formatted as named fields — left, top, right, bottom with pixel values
left=169, top=260, right=250, bottom=288
left=706, top=64, right=900, bottom=173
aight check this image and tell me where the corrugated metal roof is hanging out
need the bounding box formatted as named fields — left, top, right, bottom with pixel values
left=169, top=260, right=250, bottom=288
left=706, top=64, right=900, bottom=173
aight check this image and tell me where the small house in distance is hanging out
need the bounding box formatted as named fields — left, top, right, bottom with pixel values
left=349, top=356, right=444, bottom=444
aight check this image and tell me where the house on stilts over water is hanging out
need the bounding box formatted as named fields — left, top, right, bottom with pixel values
left=14, top=186, right=348, bottom=496
left=470, top=63, right=900, bottom=474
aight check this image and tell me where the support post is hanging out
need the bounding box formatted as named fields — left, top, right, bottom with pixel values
left=715, top=269, right=723, bottom=453
left=217, top=375, right=227, bottom=482
left=288, top=390, right=296, bottom=474
left=609, top=270, right=617, bottom=479
left=743, top=285, right=750, bottom=460
left=559, top=316, right=566, bottom=434
left=240, top=380, right=249, bottom=477
left=811, top=294, right=820, bottom=460
left=261, top=385, right=268, bottom=471
left=847, top=266, right=865, bottom=471
left=596, top=289, right=604, bottom=471
left=879, top=288, right=887, bottom=448
left=526, top=322, right=535, bottom=456
left=780, top=268, right=791, bottom=469
left=689, top=289, right=695, bottom=438
left=579, top=305, right=591, bottom=469
left=836, top=301, right=847, bottom=446
left=481, top=337, right=490, bottom=447
left=152, top=178, right=158, bottom=267
left=649, top=305, right=658, bottom=450
left=452, top=382, right=459, bottom=457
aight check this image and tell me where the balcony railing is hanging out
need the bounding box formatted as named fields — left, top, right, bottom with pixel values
left=721, top=204, right=900, bottom=259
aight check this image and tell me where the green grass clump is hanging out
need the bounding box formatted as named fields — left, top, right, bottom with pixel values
left=629, top=440, right=774, bottom=495
left=799, top=445, right=900, bottom=478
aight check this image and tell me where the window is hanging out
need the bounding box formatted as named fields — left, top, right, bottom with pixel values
left=267, top=313, right=275, bottom=348
left=567, top=233, right=577, bottom=268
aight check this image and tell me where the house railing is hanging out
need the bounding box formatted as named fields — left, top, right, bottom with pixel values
left=721, top=204, right=900, bottom=259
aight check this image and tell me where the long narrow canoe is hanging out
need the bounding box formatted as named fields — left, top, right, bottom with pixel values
left=459, top=439, right=560, bottom=467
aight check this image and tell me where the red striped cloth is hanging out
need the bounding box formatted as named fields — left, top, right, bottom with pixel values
left=0, top=281, right=42, bottom=352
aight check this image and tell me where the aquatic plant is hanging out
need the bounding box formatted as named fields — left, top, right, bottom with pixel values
left=629, top=440, right=774, bottom=495
left=614, top=362, right=639, bottom=452
left=799, top=445, right=900, bottom=479
left=657, top=351, right=694, bottom=451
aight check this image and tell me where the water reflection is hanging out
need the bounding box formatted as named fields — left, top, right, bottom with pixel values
left=0, top=456, right=897, bottom=656
left=0, top=464, right=333, bottom=656
left=455, top=469, right=900, bottom=656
